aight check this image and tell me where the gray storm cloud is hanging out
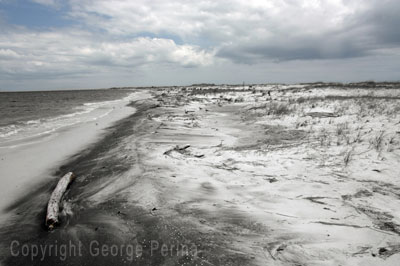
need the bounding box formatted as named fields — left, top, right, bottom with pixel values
left=0, top=0, right=399, bottom=90
left=65, top=0, right=400, bottom=63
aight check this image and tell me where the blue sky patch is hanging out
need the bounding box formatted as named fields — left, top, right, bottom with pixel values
left=0, top=0, right=75, bottom=28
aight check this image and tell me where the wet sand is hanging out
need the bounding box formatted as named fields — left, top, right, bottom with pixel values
left=0, top=90, right=144, bottom=224
left=1, top=84, right=400, bottom=265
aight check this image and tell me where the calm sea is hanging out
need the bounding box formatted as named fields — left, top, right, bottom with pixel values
left=0, top=89, right=132, bottom=142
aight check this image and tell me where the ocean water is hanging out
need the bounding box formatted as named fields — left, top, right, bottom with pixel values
left=0, top=89, right=133, bottom=145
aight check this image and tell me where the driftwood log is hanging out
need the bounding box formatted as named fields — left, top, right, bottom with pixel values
left=163, top=144, right=191, bottom=155
left=45, top=172, right=75, bottom=230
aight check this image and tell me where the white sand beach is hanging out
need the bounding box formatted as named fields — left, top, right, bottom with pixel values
left=0, top=91, right=150, bottom=223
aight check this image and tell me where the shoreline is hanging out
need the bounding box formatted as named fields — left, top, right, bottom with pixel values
left=0, top=94, right=163, bottom=265
left=1, top=85, right=400, bottom=265
left=0, top=90, right=149, bottom=223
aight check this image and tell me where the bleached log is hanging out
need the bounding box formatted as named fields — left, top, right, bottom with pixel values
left=45, top=172, right=75, bottom=230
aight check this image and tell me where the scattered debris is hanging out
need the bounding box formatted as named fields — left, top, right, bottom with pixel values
left=352, top=246, right=371, bottom=256
left=305, top=111, right=338, bottom=118
left=163, top=144, right=191, bottom=156
left=163, top=144, right=205, bottom=158
left=353, top=189, right=373, bottom=198
left=276, top=244, right=286, bottom=252
left=304, top=196, right=327, bottom=205
left=265, top=177, right=278, bottom=183
left=377, top=244, right=400, bottom=258
left=215, top=163, right=239, bottom=171
left=313, top=221, right=365, bottom=228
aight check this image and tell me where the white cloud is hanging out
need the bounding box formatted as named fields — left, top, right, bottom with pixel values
left=1, top=0, right=400, bottom=89
left=0, top=48, right=20, bottom=59
left=66, top=0, right=361, bottom=40
left=30, top=0, right=60, bottom=7
left=0, top=29, right=214, bottom=79
left=65, top=0, right=398, bottom=63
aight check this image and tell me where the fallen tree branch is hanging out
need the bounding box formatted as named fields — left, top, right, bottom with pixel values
left=45, top=172, right=75, bottom=230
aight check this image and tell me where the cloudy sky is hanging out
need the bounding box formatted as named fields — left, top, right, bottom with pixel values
left=0, top=0, right=399, bottom=90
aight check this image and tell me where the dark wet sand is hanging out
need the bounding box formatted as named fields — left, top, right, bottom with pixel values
left=0, top=96, right=257, bottom=266
left=0, top=99, right=177, bottom=265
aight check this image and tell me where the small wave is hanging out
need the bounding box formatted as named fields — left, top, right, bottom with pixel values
left=0, top=125, right=21, bottom=138
left=83, top=97, right=125, bottom=107
left=0, top=129, right=20, bottom=138
left=47, top=107, right=95, bottom=122
left=0, top=91, right=135, bottom=145
left=25, top=120, right=41, bottom=125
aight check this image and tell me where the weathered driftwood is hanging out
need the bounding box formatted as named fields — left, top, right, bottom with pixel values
left=45, top=172, right=75, bottom=230
left=163, top=144, right=191, bottom=155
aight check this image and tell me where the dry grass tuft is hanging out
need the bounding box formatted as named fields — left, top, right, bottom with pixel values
left=267, top=102, right=293, bottom=116
left=370, top=131, right=385, bottom=151
left=344, top=148, right=354, bottom=167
